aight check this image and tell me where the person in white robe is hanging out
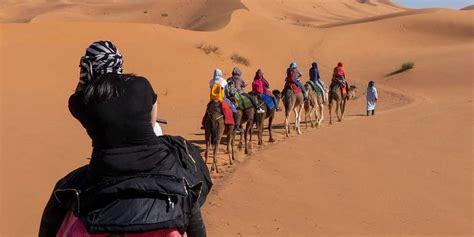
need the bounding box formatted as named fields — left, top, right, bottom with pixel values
left=367, top=80, right=378, bottom=116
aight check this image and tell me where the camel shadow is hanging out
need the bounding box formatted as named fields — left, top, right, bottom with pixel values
left=346, top=113, right=366, bottom=117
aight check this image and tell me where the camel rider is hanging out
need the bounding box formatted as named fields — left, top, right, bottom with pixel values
left=309, top=62, right=328, bottom=103
left=227, top=67, right=265, bottom=114
left=252, top=69, right=280, bottom=111
left=287, top=62, right=308, bottom=100
left=332, top=62, right=349, bottom=93
left=209, top=68, right=239, bottom=130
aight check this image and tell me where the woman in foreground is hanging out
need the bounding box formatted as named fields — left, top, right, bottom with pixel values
left=39, top=41, right=211, bottom=237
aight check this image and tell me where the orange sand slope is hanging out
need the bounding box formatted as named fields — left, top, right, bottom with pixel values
left=1, top=0, right=473, bottom=236
left=0, top=0, right=405, bottom=29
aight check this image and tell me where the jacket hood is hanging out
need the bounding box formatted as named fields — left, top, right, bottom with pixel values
left=254, top=69, right=264, bottom=80
left=213, top=68, right=223, bottom=82
left=232, top=67, right=241, bottom=76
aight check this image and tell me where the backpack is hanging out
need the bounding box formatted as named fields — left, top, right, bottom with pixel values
left=227, top=78, right=238, bottom=97
left=210, top=80, right=225, bottom=101
left=159, top=135, right=213, bottom=207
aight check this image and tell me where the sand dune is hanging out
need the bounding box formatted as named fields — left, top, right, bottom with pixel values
left=241, top=0, right=405, bottom=27
left=0, top=0, right=405, bottom=28
left=0, top=0, right=246, bottom=30
left=0, top=0, right=473, bottom=236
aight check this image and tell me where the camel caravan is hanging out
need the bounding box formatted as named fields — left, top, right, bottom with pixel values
left=203, top=62, right=356, bottom=173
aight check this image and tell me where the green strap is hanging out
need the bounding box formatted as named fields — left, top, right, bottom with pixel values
left=307, top=81, right=323, bottom=97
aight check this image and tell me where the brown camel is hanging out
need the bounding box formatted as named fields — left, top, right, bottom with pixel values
left=204, top=100, right=235, bottom=173
left=304, top=83, right=324, bottom=128
left=232, top=94, right=256, bottom=155
left=249, top=90, right=281, bottom=145
left=328, top=79, right=350, bottom=124
left=282, top=88, right=305, bottom=136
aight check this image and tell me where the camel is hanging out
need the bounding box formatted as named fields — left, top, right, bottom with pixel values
left=204, top=100, right=235, bottom=173
left=328, top=79, right=350, bottom=124
left=232, top=94, right=256, bottom=154
left=304, top=82, right=324, bottom=128
left=282, top=88, right=305, bottom=136
left=249, top=90, right=281, bottom=145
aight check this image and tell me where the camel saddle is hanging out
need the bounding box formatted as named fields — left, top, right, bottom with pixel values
left=284, top=82, right=302, bottom=94
left=234, top=93, right=253, bottom=111
left=205, top=101, right=234, bottom=126
left=331, top=78, right=348, bottom=96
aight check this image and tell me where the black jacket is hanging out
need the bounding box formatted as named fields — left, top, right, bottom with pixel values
left=39, top=136, right=212, bottom=236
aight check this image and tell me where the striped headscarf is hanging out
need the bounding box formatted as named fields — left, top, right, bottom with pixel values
left=79, top=41, right=123, bottom=84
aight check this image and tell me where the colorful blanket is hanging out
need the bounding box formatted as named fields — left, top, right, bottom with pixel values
left=235, top=93, right=253, bottom=110
left=260, top=94, right=275, bottom=110
left=284, top=82, right=302, bottom=94
left=221, top=101, right=235, bottom=125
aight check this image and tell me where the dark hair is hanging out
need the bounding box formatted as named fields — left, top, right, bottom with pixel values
left=83, top=73, right=132, bottom=105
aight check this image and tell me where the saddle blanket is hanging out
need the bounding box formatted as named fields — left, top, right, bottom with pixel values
left=260, top=94, right=275, bottom=110
left=221, top=101, right=235, bottom=125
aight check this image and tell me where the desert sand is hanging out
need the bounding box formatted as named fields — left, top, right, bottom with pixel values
left=0, top=0, right=473, bottom=236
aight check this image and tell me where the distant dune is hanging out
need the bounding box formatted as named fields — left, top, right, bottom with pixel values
left=0, top=0, right=473, bottom=236
left=0, top=0, right=406, bottom=29
left=461, top=5, right=474, bottom=10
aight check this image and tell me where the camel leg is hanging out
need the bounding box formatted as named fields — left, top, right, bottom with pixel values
left=245, top=118, right=252, bottom=154
left=296, top=106, right=303, bottom=134
left=317, top=103, right=324, bottom=127
left=243, top=121, right=248, bottom=154
left=341, top=99, right=347, bottom=120
left=213, top=122, right=225, bottom=173
left=328, top=103, right=333, bottom=125
left=294, top=107, right=298, bottom=131
left=231, top=131, right=235, bottom=162
left=227, top=127, right=234, bottom=165
left=256, top=116, right=262, bottom=145
left=230, top=127, right=235, bottom=163
left=239, top=129, right=244, bottom=149
left=268, top=113, right=275, bottom=143
left=258, top=118, right=264, bottom=145
left=237, top=111, right=244, bottom=148
left=212, top=142, right=218, bottom=173
left=336, top=101, right=342, bottom=122
left=285, top=111, right=291, bottom=137
left=306, top=108, right=311, bottom=128
left=205, top=137, right=210, bottom=165
left=304, top=102, right=312, bottom=129
left=249, top=116, right=254, bottom=151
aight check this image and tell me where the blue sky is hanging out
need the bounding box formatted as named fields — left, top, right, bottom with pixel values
left=394, top=0, right=474, bottom=9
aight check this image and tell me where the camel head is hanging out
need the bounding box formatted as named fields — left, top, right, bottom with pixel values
left=272, top=89, right=281, bottom=99
left=304, top=83, right=311, bottom=92
left=348, top=85, right=358, bottom=100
